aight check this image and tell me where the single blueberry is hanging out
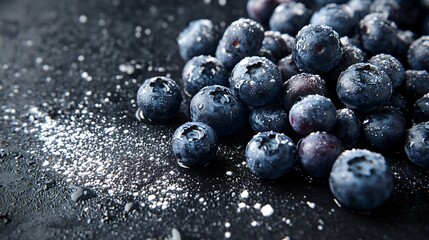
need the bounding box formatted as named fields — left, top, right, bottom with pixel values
left=404, top=70, right=429, bottom=100
left=172, top=122, right=218, bottom=168
left=293, top=24, right=343, bottom=74
left=407, top=36, right=429, bottom=71
left=230, top=56, right=282, bottom=107
left=190, top=85, right=246, bottom=137
left=298, top=132, right=344, bottom=179
left=246, top=0, right=279, bottom=24
left=289, top=94, right=337, bottom=136
left=405, top=122, right=429, bottom=169
left=182, top=55, right=228, bottom=97
left=337, top=63, right=392, bottom=112
left=368, top=54, right=405, bottom=89
left=216, top=18, right=265, bottom=69
left=310, top=4, right=357, bottom=37
left=413, top=94, right=429, bottom=124
left=249, top=105, right=291, bottom=133
left=177, top=19, right=220, bottom=61
left=330, top=108, right=361, bottom=148
left=259, top=31, right=289, bottom=61
left=136, top=76, right=182, bottom=121
left=278, top=54, right=301, bottom=83
left=246, top=131, right=297, bottom=180
left=329, top=149, right=394, bottom=211
left=269, top=2, right=312, bottom=36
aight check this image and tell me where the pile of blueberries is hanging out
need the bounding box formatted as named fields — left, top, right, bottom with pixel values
left=136, top=0, right=429, bottom=212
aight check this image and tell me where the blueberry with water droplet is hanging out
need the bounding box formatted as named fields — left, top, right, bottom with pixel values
left=330, top=108, right=361, bottom=148
left=413, top=94, right=429, bottom=124
left=269, top=2, right=312, bottom=36
left=405, top=122, right=429, bottom=169
left=249, top=104, right=291, bottom=134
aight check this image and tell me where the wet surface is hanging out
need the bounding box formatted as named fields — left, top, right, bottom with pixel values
left=0, top=0, right=428, bottom=239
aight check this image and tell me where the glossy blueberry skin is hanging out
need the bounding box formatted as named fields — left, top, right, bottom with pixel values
left=281, top=33, right=295, bottom=54
left=386, top=91, right=408, bottom=116
left=298, top=132, right=344, bottom=179
left=330, top=108, right=361, bottom=148
left=347, top=0, right=372, bottom=20
left=293, top=24, right=343, bottom=74
left=405, top=122, right=429, bottom=169
left=329, top=149, right=394, bottom=211
left=368, top=54, right=405, bottom=89
left=404, top=70, right=429, bottom=100
left=246, top=131, right=297, bottom=180
left=190, top=85, right=246, bottom=137
left=362, top=107, right=406, bottom=152
left=396, top=30, right=415, bottom=57
left=359, top=13, right=399, bottom=56
left=269, top=2, right=312, bottom=36
left=259, top=31, right=289, bottom=61
left=249, top=105, right=291, bottom=133
left=230, top=56, right=282, bottom=107
left=278, top=55, right=300, bottom=82
left=246, top=0, right=278, bottom=24
left=289, top=94, right=337, bottom=136
left=177, top=19, right=220, bottom=61
left=407, top=36, right=429, bottom=71
left=281, top=73, right=330, bottom=112
left=216, top=18, right=264, bottom=69
left=337, top=63, right=392, bottom=113
left=324, top=45, right=366, bottom=83
left=310, top=4, right=357, bottom=37
left=182, top=55, right=228, bottom=97
left=136, top=76, right=182, bottom=121
left=413, top=94, right=429, bottom=124
left=172, top=122, right=218, bottom=168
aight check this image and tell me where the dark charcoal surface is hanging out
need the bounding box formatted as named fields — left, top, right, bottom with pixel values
left=0, top=0, right=428, bottom=239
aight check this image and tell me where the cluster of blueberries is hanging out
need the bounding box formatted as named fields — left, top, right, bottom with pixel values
left=136, top=0, right=429, bottom=212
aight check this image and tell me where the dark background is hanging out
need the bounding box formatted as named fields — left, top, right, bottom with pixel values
left=0, top=0, right=428, bottom=239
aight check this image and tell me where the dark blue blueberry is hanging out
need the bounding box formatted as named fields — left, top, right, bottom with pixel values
left=259, top=31, right=289, bottom=61
left=324, top=45, right=366, bottom=83
left=216, top=18, right=265, bottom=69
left=281, top=33, right=295, bottom=54
left=298, top=132, right=344, bottom=179
left=413, top=94, right=429, bottom=124
left=362, top=107, right=406, bottom=152
left=359, top=13, right=399, bottom=56
left=177, top=19, right=220, bottom=61
left=293, top=24, right=343, bottom=74
left=407, top=36, right=429, bottom=71
left=190, top=85, right=246, bottom=137
left=249, top=105, right=291, bottom=133
left=136, top=76, right=182, bottom=121
left=405, top=122, right=429, bottom=169
left=182, top=55, right=228, bottom=97
left=329, top=149, right=394, bottom=211
left=385, top=91, right=408, bottom=116
left=172, top=122, right=218, bottom=168
left=310, top=4, right=357, bottom=37
left=396, top=30, right=415, bottom=58
left=269, top=2, right=312, bottom=36
left=278, top=54, right=300, bottom=82
left=347, top=0, right=372, bottom=20
left=330, top=108, right=361, bottom=148
left=404, top=70, right=429, bottom=100
left=289, top=94, right=337, bottom=136
left=246, top=131, right=297, bottom=180
left=230, top=56, right=282, bottom=107
left=246, top=0, right=278, bottom=24
left=281, top=73, right=330, bottom=112
left=368, top=54, right=405, bottom=89
left=337, top=63, right=392, bottom=112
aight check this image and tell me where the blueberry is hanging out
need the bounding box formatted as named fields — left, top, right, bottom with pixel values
left=246, top=131, right=297, bottom=180
left=368, top=54, right=405, bottom=89
left=172, top=122, right=218, bottom=168
left=407, top=36, right=429, bottom=71
left=246, top=0, right=278, bottom=24
left=289, top=94, right=337, bottom=136
left=293, top=24, right=343, bottom=74
left=259, top=31, right=289, bottom=61
left=249, top=105, right=291, bottom=133
left=405, top=122, right=429, bottom=169
left=310, top=4, right=357, bottom=37
left=182, top=55, right=228, bottom=97
left=404, top=70, right=429, bottom=100
left=347, top=0, right=372, bottom=20
left=359, top=13, right=399, bottom=56
left=337, top=63, right=392, bottom=112
left=229, top=56, right=282, bottom=107
left=330, top=108, right=361, bottom=148
left=281, top=33, right=295, bottom=54
left=385, top=91, right=408, bottom=116
left=324, top=45, right=366, bottom=83
left=278, top=54, right=300, bottom=82
left=369, top=0, right=421, bottom=28
left=269, top=2, right=312, bottom=36
left=280, top=73, right=330, bottom=112
left=298, top=132, right=344, bottom=179
left=413, top=94, right=429, bottom=124
left=216, top=18, right=265, bottom=69
left=190, top=85, right=246, bottom=137
left=177, top=19, right=220, bottom=61
left=329, top=149, right=394, bottom=211
left=136, top=76, right=182, bottom=121
left=396, top=30, right=415, bottom=57
left=362, top=107, right=406, bottom=152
